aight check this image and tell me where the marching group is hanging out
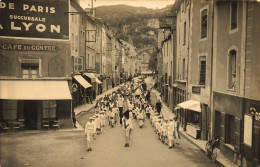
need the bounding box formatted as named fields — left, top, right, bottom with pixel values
left=84, top=76, right=181, bottom=152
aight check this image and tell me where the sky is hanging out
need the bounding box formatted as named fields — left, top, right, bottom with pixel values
left=80, top=0, right=176, bottom=9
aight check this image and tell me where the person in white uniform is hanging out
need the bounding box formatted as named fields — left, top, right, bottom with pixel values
left=85, top=117, right=96, bottom=151
left=122, top=110, right=133, bottom=147
left=167, top=117, right=175, bottom=149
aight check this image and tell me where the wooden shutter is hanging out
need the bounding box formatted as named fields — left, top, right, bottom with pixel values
left=199, top=60, right=206, bottom=85
left=234, top=117, right=241, bottom=152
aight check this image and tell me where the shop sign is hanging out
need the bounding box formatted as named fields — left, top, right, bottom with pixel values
left=243, top=114, right=253, bottom=147
left=72, top=83, right=78, bottom=93
left=0, top=43, right=57, bottom=51
left=0, top=0, right=69, bottom=39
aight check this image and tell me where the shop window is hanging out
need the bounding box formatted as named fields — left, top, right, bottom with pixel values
left=199, top=56, right=206, bottom=85
left=2, top=100, right=17, bottom=120
left=228, top=50, right=236, bottom=90
left=201, top=9, right=208, bottom=39
left=225, top=114, right=235, bottom=145
left=22, top=64, right=38, bottom=79
left=42, top=101, right=57, bottom=119
left=231, top=2, right=237, bottom=30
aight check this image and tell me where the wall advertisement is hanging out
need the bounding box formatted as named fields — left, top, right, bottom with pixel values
left=0, top=0, right=69, bottom=39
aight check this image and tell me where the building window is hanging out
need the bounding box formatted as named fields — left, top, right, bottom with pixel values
left=184, top=22, right=186, bottom=45
left=42, top=101, right=57, bottom=119
left=231, top=2, right=237, bottom=30
left=228, top=50, right=236, bottom=89
left=78, top=57, right=83, bottom=71
left=74, top=57, right=78, bottom=71
left=199, top=57, right=206, bottom=85
left=22, top=64, right=38, bottom=79
left=71, top=34, right=74, bottom=51
left=88, top=54, right=90, bottom=68
left=201, top=9, right=208, bottom=39
left=225, top=114, right=235, bottom=145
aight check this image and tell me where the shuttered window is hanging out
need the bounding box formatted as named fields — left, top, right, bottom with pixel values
left=201, top=9, right=208, bottom=39
left=199, top=59, right=206, bottom=85
left=78, top=57, right=83, bottom=71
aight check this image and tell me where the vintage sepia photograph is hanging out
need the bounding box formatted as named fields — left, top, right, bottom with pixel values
left=0, top=0, right=260, bottom=167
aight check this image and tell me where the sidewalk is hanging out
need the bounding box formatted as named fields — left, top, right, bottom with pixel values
left=74, top=85, right=121, bottom=116
left=152, top=89, right=237, bottom=167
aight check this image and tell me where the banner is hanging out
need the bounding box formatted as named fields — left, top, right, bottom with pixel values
left=0, top=0, right=69, bottom=39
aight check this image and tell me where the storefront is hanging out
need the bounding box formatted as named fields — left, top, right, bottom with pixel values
left=82, top=73, right=102, bottom=100
left=175, top=100, right=201, bottom=139
left=72, top=75, right=92, bottom=107
left=0, top=80, right=72, bottom=130
left=242, top=100, right=260, bottom=167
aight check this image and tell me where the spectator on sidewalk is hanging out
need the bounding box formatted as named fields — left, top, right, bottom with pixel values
left=156, top=99, right=162, bottom=115
left=72, top=111, right=77, bottom=128
left=85, top=117, right=96, bottom=151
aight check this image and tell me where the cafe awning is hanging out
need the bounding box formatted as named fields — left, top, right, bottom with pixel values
left=177, top=100, right=201, bottom=112
left=96, top=78, right=102, bottom=84
left=84, top=73, right=96, bottom=79
left=83, top=73, right=102, bottom=84
left=0, top=80, right=72, bottom=100
left=73, top=75, right=92, bottom=89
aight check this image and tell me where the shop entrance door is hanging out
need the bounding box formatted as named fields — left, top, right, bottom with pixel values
left=24, top=101, right=38, bottom=130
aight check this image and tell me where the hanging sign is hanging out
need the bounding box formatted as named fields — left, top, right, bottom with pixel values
left=72, top=83, right=78, bottom=93
left=0, top=0, right=69, bottom=39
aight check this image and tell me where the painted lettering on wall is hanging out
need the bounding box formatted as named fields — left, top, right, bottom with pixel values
left=0, top=43, right=57, bottom=51
left=0, top=0, right=69, bottom=39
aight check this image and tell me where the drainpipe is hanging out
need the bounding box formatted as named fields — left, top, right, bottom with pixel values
left=209, top=0, right=215, bottom=140
left=186, top=2, right=191, bottom=102
left=187, top=3, right=191, bottom=101
left=241, top=1, right=248, bottom=166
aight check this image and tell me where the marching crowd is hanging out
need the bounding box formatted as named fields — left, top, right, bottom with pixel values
left=84, top=76, right=181, bottom=152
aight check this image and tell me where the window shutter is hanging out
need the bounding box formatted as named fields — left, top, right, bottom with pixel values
left=201, top=9, right=208, bottom=39
left=74, top=57, right=78, bottom=71
left=78, top=57, right=83, bottom=71
left=199, top=60, right=206, bottom=85
left=234, top=117, right=241, bottom=151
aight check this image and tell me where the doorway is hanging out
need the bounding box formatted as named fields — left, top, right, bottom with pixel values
left=215, top=110, right=221, bottom=142
left=24, top=101, right=38, bottom=130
